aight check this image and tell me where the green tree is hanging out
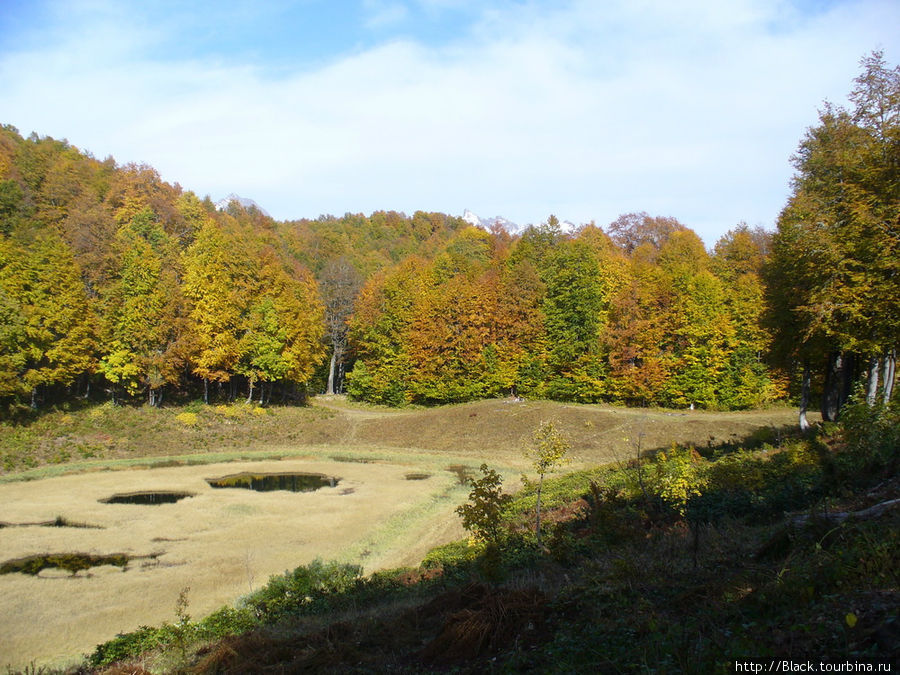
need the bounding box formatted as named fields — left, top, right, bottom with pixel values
left=237, top=255, right=325, bottom=402
left=99, top=209, right=184, bottom=405
left=456, top=464, right=511, bottom=546
left=523, top=421, right=572, bottom=546
left=767, top=51, right=899, bottom=422
left=346, top=258, right=427, bottom=405
left=541, top=239, right=611, bottom=400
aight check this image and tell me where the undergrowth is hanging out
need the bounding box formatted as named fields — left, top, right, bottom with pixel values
left=15, top=398, right=900, bottom=673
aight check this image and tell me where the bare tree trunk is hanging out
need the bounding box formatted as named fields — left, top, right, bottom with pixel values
left=866, top=355, right=880, bottom=407
left=246, top=378, right=254, bottom=405
left=883, top=350, right=896, bottom=404
left=326, top=351, right=336, bottom=395
left=203, top=378, right=209, bottom=404
left=799, top=360, right=811, bottom=431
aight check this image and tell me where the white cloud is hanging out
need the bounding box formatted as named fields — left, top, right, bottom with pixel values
left=1, top=0, right=898, bottom=243
left=363, top=0, right=410, bottom=29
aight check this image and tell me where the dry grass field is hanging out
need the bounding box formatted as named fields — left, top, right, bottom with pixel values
left=0, top=396, right=810, bottom=669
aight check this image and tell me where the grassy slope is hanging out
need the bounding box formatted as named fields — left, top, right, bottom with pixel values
left=12, top=396, right=884, bottom=673
left=78, top=399, right=897, bottom=674
left=0, top=396, right=806, bottom=479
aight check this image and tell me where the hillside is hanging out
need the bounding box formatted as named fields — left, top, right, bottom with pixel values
left=0, top=397, right=817, bottom=669
left=0, top=396, right=804, bottom=478
left=13, top=395, right=893, bottom=674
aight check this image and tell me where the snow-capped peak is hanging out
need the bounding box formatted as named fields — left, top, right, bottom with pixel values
left=215, top=193, right=271, bottom=218
left=462, top=209, right=525, bottom=235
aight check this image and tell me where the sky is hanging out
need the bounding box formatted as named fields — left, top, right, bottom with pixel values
left=1, top=0, right=898, bottom=245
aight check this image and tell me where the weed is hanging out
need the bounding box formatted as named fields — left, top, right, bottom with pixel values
left=174, top=412, right=199, bottom=426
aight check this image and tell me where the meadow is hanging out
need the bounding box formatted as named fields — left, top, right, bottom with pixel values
left=0, top=396, right=806, bottom=669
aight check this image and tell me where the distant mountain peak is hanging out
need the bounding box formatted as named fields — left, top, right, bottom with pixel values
left=462, top=210, right=577, bottom=235
left=462, top=209, right=525, bottom=235
left=215, top=193, right=270, bottom=218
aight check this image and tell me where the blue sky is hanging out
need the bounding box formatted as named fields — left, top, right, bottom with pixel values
left=1, top=0, right=898, bottom=244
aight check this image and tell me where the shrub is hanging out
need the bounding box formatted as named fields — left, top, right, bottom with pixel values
left=90, top=625, right=167, bottom=667
left=196, top=606, right=259, bottom=640
left=240, top=559, right=364, bottom=621
left=174, top=412, right=199, bottom=426
left=649, top=445, right=707, bottom=517
left=837, top=396, right=899, bottom=477
left=456, top=463, right=511, bottom=546
left=422, top=539, right=478, bottom=570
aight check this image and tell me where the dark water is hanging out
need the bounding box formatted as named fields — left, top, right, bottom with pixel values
left=205, top=472, right=338, bottom=493
left=0, top=552, right=130, bottom=575
left=99, top=491, right=194, bottom=505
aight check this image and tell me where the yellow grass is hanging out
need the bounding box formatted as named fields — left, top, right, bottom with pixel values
left=0, top=396, right=810, bottom=669
left=0, top=456, right=470, bottom=668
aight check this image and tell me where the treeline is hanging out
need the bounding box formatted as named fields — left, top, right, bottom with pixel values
left=766, top=51, right=899, bottom=424
left=347, top=215, right=783, bottom=408
left=347, top=52, right=899, bottom=416
left=0, top=52, right=896, bottom=418
left=0, top=124, right=466, bottom=412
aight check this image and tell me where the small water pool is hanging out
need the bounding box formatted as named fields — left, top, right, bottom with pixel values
left=205, top=472, right=339, bottom=493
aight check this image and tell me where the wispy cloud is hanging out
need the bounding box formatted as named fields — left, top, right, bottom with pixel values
left=363, top=0, right=410, bottom=28
left=1, top=0, right=897, bottom=243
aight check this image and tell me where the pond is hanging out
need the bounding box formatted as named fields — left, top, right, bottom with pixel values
left=0, top=552, right=131, bottom=576
left=205, top=472, right=339, bottom=493
left=99, top=491, right=195, bottom=505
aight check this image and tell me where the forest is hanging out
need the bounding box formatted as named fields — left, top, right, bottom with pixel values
left=0, top=52, right=897, bottom=420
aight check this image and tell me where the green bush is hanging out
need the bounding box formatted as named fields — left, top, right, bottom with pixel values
left=836, top=396, right=899, bottom=477
left=421, top=539, right=477, bottom=569
left=241, top=559, right=364, bottom=621
left=89, top=625, right=168, bottom=667
left=196, top=606, right=259, bottom=641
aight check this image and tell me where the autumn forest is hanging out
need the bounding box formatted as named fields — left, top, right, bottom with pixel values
left=0, top=52, right=897, bottom=421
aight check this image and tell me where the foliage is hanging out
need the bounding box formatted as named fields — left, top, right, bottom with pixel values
left=455, top=463, right=512, bottom=545
left=766, top=50, right=899, bottom=420
left=240, top=558, right=365, bottom=622
left=80, top=404, right=900, bottom=672
left=833, top=392, right=900, bottom=478
left=523, top=421, right=572, bottom=544
left=649, top=445, right=707, bottom=516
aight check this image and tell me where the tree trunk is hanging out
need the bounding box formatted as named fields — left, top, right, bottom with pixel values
left=30, top=387, right=38, bottom=409
left=822, top=352, right=855, bottom=421
left=337, top=358, right=345, bottom=394
left=866, top=355, right=880, bottom=407
left=883, top=350, right=896, bottom=404
left=791, top=498, right=900, bottom=527
left=203, top=378, right=209, bottom=404
left=246, top=378, right=254, bottom=405
left=535, top=475, right=544, bottom=547
left=326, top=351, right=337, bottom=395
left=799, top=360, right=811, bottom=431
